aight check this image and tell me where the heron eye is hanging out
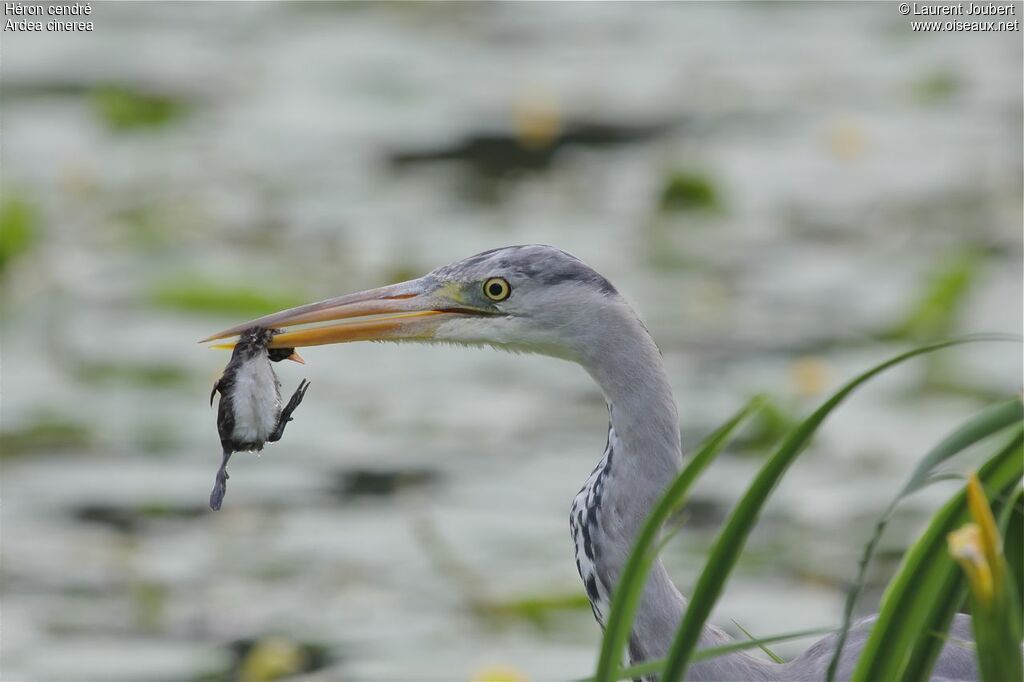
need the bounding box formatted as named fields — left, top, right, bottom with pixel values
left=483, top=277, right=511, bottom=302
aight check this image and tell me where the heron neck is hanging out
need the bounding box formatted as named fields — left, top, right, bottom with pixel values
left=582, top=316, right=683, bottom=536
left=576, top=305, right=767, bottom=675
left=574, top=306, right=687, bottom=660
left=578, top=304, right=682, bottom=546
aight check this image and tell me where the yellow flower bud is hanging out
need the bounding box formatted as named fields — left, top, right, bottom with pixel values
left=948, top=523, right=994, bottom=605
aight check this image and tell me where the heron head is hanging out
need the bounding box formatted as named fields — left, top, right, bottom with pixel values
left=201, top=245, right=626, bottom=363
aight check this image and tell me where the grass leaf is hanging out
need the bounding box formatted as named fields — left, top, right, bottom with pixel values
left=884, top=466, right=1021, bottom=682
left=691, top=628, right=833, bottom=663
left=581, top=626, right=833, bottom=682
left=948, top=478, right=1023, bottom=682
left=850, top=428, right=1023, bottom=682
left=732, top=620, right=785, bottom=664
left=659, top=338, right=1010, bottom=682
left=1001, top=488, right=1024, bottom=633
left=825, top=397, right=1024, bottom=681
left=887, top=251, right=981, bottom=342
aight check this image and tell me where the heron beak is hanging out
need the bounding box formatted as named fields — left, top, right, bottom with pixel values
left=200, top=277, right=481, bottom=349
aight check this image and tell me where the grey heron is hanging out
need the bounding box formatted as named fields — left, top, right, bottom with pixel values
left=203, top=245, right=978, bottom=681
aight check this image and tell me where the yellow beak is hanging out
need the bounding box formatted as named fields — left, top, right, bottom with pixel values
left=200, top=278, right=479, bottom=349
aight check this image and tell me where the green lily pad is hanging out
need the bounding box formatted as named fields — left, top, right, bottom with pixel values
left=149, top=278, right=308, bottom=317
left=659, top=171, right=722, bottom=213
left=92, top=85, right=189, bottom=130
left=0, top=195, right=41, bottom=274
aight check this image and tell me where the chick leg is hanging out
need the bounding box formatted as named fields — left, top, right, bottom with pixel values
left=209, top=447, right=233, bottom=511
left=269, top=379, right=310, bottom=443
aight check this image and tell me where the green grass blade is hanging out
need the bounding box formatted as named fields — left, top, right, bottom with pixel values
left=732, top=620, right=786, bottom=663
left=690, top=627, right=832, bottom=663
left=850, top=428, right=1024, bottom=682
left=970, top=583, right=1024, bottom=682
left=580, top=626, right=832, bottom=682
left=949, top=480, right=1023, bottom=682
left=658, top=339, right=988, bottom=682
left=900, top=399, right=1023, bottom=496
left=1002, top=487, right=1024, bottom=633
left=592, top=396, right=765, bottom=682
left=900, top=484, right=1019, bottom=682
left=655, top=512, right=689, bottom=555
left=825, top=397, right=1024, bottom=681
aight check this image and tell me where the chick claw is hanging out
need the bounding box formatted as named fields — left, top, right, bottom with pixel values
left=269, top=379, right=310, bottom=442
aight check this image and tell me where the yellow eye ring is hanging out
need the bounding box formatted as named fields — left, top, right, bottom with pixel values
left=483, top=277, right=511, bottom=302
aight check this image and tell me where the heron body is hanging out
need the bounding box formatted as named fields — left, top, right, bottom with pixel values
left=204, top=245, right=979, bottom=680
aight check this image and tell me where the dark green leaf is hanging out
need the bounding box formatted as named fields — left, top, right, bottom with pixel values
left=660, top=338, right=1013, bottom=682
left=826, top=398, right=1023, bottom=681
left=851, top=428, right=1023, bottom=682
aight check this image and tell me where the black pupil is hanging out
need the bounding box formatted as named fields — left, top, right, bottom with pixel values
left=489, top=282, right=504, bottom=297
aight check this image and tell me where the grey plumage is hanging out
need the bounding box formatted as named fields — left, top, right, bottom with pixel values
left=432, top=244, right=618, bottom=296
left=209, top=327, right=310, bottom=510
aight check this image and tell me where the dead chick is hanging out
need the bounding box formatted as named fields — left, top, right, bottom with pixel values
left=209, top=327, right=310, bottom=510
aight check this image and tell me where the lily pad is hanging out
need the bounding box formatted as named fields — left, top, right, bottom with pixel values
left=92, top=85, right=188, bottom=131
left=658, top=171, right=722, bottom=213
left=474, top=591, right=591, bottom=629
left=912, top=69, right=962, bottom=104
left=149, top=278, right=308, bottom=317
left=73, top=361, right=191, bottom=387
left=0, top=195, right=41, bottom=274
left=0, top=413, right=92, bottom=458
left=73, top=501, right=207, bottom=534
left=332, top=467, right=439, bottom=498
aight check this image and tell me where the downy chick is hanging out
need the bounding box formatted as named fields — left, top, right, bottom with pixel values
left=209, top=327, right=310, bottom=510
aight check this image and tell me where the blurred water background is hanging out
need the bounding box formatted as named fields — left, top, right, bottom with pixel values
left=1, top=2, right=1021, bottom=680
